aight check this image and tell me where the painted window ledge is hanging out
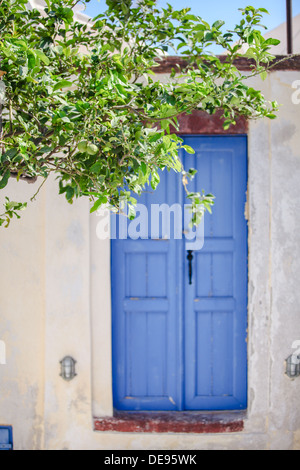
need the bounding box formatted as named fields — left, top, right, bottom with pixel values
left=94, top=411, right=246, bottom=434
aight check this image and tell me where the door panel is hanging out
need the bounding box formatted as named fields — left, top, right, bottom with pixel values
left=183, top=136, right=248, bottom=410
left=111, top=168, right=183, bottom=411
left=112, top=135, right=248, bottom=411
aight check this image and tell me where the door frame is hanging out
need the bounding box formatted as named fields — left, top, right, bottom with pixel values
left=111, top=133, right=249, bottom=412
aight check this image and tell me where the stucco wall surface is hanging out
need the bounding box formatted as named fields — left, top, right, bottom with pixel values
left=0, top=71, right=300, bottom=450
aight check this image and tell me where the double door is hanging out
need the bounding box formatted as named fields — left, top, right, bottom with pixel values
left=111, top=136, right=248, bottom=411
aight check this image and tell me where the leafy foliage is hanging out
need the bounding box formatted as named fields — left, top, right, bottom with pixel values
left=0, top=0, right=280, bottom=226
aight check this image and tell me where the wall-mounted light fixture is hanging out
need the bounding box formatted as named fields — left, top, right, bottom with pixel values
left=60, top=356, right=77, bottom=381
left=286, top=354, right=300, bottom=379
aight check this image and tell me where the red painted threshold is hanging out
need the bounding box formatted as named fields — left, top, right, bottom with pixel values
left=94, top=411, right=245, bottom=434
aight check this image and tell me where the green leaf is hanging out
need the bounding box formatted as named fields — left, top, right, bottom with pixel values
left=140, top=162, right=147, bottom=175
left=264, top=38, right=280, bottom=46
left=128, top=204, right=136, bottom=220
left=66, top=186, right=75, bottom=201
left=53, top=80, right=73, bottom=91
left=149, top=133, right=162, bottom=143
left=150, top=170, right=160, bottom=190
left=27, top=52, right=36, bottom=69
left=4, top=148, right=18, bottom=160
left=244, top=47, right=257, bottom=59
left=188, top=168, right=197, bottom=177
left=183, top=145, right=195, bottom=154
left=53, top=45, right=64, bottom=55
left=212, top=20, right=225, bottom=29
left=90, top=162, right=101, bottom=173
left=35, top=50, right=50, bottom=65
left=90, top=196, right=108, bottom=213
left=0, top=170, right=10, bottom=189
left=260, top=70, right=268, bottom=81
left=183, top=14, right=198, bottom=21
left=62, top=7, right=74, bottom=23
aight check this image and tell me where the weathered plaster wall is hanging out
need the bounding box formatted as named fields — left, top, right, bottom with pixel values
left=0, top=179, right=46, bottom=450
left=267, top=71, right=300, bottom=450
left=245, top=71, right=300, bottom=450
left=0, top=70, right=300, bottom=450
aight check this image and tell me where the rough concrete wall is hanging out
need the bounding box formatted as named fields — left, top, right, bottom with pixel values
left=268, top=72, right=300, bottom=450
left=245, top=71, right=300, bottom=450
left=0, top=71, right=300, bottom=450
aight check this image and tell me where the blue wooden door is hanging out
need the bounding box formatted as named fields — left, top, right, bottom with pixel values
left=111, top=167, right=183, bottom=410
left=111, top=135, right=247, bottom=411
left=183, top=136, right=248, bottom=410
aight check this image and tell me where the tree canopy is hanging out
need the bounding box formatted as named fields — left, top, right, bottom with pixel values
left=0, top=0, right=281, bottom=227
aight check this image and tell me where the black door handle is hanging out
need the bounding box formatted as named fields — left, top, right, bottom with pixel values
left=187, top=250, right=193, bottom=285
